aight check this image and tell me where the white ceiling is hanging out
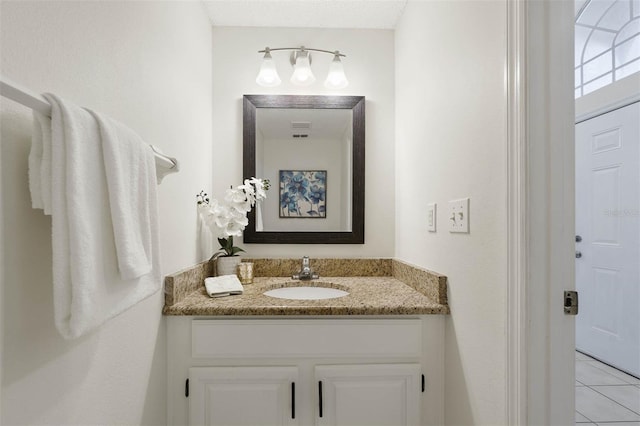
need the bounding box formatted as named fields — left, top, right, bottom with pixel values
left=202, top=0, right=408, bottom=29
left=204, top=0, right=594, bottom=32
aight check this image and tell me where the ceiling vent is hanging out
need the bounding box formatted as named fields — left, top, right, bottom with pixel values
left=291, top=121, right=311, bottom=130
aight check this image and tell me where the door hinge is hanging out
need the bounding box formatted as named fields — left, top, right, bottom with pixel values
left=185, top=379, right=189, bottom=398
left=421, top=374, right=425, bottom=392
left=564, top=290, right=578, bottom=315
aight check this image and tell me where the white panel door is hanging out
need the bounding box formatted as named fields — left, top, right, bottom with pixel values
left=575, top=101, right=640, bottom=377
left=315, top=364, right=421, bottom=426
left=189, top=366, right=299, bottom=426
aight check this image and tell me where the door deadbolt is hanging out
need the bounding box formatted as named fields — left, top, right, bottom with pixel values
left=575, top=235, right=582, bottom=242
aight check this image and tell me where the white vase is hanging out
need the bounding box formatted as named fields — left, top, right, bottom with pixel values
left=216, top=256, right=241, bottom=277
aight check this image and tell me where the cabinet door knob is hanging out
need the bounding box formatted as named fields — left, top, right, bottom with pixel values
left=576, top=251, right=582, bottom=259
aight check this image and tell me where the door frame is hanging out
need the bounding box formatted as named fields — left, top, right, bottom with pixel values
left=506, top=1, right=576, bottom=424
left=505, top=0, right=527, bottom=423
left=576, top=94, right=640, bottom=124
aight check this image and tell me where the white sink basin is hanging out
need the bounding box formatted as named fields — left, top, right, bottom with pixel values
left=263, top=286, right=349, bottom=300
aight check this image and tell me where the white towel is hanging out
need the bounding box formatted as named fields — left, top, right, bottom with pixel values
left=30, top=93, right=161, bottom=339
left=90, top=111, right=155, bottom=280
left=204, top=275, right=244, bottom=298
left=29, top=112, right=52, bottom=212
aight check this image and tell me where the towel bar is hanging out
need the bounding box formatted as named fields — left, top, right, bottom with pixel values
left=0, top=74, right=179, bottom=172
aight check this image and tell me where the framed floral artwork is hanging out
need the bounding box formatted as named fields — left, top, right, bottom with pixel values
left=279, top=170, right=327, bottom=218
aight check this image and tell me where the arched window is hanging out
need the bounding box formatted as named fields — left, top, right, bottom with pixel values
left=575, top=0, right=640, bottom=98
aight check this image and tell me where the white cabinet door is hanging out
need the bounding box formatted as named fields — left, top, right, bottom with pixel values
left=315, top=364, right=421, bottom=426
left=189, top=366, right=299, bottom=426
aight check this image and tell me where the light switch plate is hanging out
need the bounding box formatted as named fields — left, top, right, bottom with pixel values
left=427, top=203, right=437, bottom=232
left=448, top=198, right=470, bottom=233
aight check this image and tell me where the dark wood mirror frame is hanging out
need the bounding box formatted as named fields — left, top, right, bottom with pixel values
left=243, top=94, right=365, bottom=244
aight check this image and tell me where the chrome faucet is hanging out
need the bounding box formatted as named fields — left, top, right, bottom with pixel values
left=292, top=256, right=319, bottom=280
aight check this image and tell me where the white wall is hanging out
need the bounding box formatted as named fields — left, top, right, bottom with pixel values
left=0, top=1, right=212, bottom=424
left=211, top=27, right=395, bottom=258
left=395, top=2, right=507, bottom=424
left=341, top=124, right=353, bottom=230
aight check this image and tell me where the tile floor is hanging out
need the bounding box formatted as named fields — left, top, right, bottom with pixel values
left=576, top=351, right=640, bottom=425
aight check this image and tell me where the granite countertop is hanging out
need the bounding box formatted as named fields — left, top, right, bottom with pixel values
left=163, top=276, right=448, bottom=316
left=163, top=259, right=450, bottom=316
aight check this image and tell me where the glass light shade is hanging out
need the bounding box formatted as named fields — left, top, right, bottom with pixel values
left=255, top=52, right=281, bottom=87
left=324, top=55, right=349, bottom=89
left=290, top=53, right=316, bottom=86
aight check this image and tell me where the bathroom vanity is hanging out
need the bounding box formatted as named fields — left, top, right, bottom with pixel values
left=164, top=259, right=449, bottom=426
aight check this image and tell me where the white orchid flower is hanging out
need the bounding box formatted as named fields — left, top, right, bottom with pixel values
left=197, top=179, right=269, bottom=255
left=225, top=188, right=252, bottom=212
left=238, top=180, right=259, bottom=207
left=249, top=177, right=267, bottom=201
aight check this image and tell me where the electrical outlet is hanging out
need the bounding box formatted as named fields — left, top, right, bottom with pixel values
left=448, top=198, right=470, bottom=233
left=427, top=203, right=437, bottom=232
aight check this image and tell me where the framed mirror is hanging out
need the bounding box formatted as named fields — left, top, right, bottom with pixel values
left=243, top=95, right=365, bottom=244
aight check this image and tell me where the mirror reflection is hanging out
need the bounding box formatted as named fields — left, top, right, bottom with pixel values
left=255, top=108, right=353, bottom=232
left=243, top=95, right=365, bottom=244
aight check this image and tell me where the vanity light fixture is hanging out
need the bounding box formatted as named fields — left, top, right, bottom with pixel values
left=256, top=46, right=348, bottom=89
left=255, top=48, right=281, bottom=87
left=290, top=50, right=315, bottom=86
